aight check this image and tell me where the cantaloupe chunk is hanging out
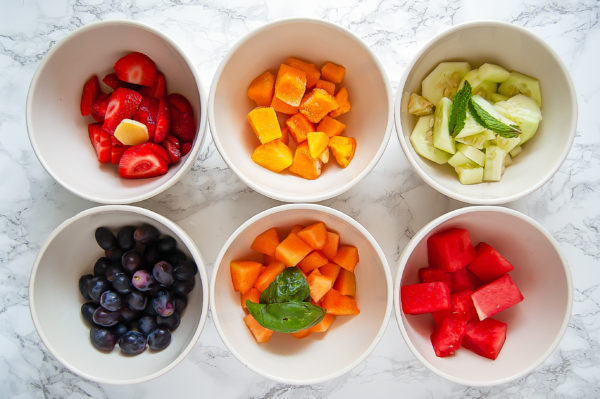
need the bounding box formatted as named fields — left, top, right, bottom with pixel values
left=328, top=136, right=356, bottom=168
left=290, top=225, right=305, bottom=235
left=250, top=227, right=280, bottom=257
left=285, top=113, right=315, bottom=144
left=274, top=64, right=307, bottom=107
left=317, top=116, right=345, bottom=138
left=321, top=62, right=346, bottom=83
left=286, top=57, right=320, bottom=89
left=263, top=254, right=275, bottom=264
left=289, top=142, right=323, bottom=180
left=321, top=288, right=360, bottom=315
left=307, top=269, right=334, bottom=302
left=254, top=261, right=286, bottom=292
left=230, top=261, right=264, bottom=293
left=299, top=88, right=339, bottom=123
left=251, top=139, right=293, bottom=172
left=275, top=232, right=313, bottom=267
left=248, top=107, right=282, bottom=144
left=329, top=87, right=351, bottom=118
left=319, top=262, right=341, bottom=282
left=244, top=314, right=273, bottom=343
left=297, top=222, right=327, bottom=249
left=290, top=328, right=311, bottom=339
left=247, top=71, right=274, bottom=106
left=333, top=268, right=356, bottom=296
left=307, top=132, right=329, bottom=159
left=298, top=251, right=328, bottom=274
left=309, top=313, right=336, bottom=333
left=241, top=287, right=261, bottom=312
left=280, top=126, right=290, bottom=145
left=332, top=245, right=359, bottom=272
left=271, top=96, right=298, bottom=115
left=321, top=231, right=340, bottom=260
left=315, top=79, right=335, bottom=95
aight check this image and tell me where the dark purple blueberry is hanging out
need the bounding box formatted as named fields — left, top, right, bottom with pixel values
left=126, top=291, right=147, bottom=311
left=143, top=245, right=160, bottom=267
left=152, top=261, right=174, bottom=287
left=105, top=264, right=123, bottom=282
left=100, top=290, right=122, bottom=312
left=147, top=328, right=171, bottom=351
left=157, top=236, right=177, bottom=253
left=117, top=226, right=136, bottom=251
left=172, top=278, right=195, bottom=296
left=152, top=291, right=175, bottom=317
left=144, top=299, right=156, bottom=316
left=93, top=257, right=111, bottom=277
left=132, top=270, right=154, bottom=291
left=81, top=302, right=98, bottom=325
left=105, top=247, right=123, bottom=262
left=121, top=250, right=142, bottom=274
left=119, top=331, right=147, bottom=355
left=173, top=295, right=187, bottom=313
left=174, top=262, right=196, bottom=281
left=137, top=315, right=158, bottom=336
left=134, top=225, right=159, bottom=245
left=79, top=274, right=93, bottom=299
left=90, top=326, right=117, bottom=352
left=165, top=249, right=187, bottom=267
left=113, top=322, right=128, bottom=338
left=92, top=307, right=120, bottom=327
left=156, top=312, right=180, bottom=331
left=111, top=273, right=132, bottom=294
left=88, top=277, right=110, bottom=302
left=95, top=227, right=117, bottom=250
left=119, top=305, right=141, bottom=324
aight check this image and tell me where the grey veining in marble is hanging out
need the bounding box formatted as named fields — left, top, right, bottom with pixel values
left=1, top=0, right=599, bottom=398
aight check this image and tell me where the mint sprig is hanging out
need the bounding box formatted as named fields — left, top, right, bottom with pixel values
left=468, top=99, right=521, bottom=138
left=449, top=81, right=471, bottom=136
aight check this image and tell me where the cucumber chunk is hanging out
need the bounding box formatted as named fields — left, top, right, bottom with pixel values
left=448, top=151, right=477, bottom=168
left=455, top=112, right=486, bottom=138
left=433, top=97, right=455, bottom=154
left=459, top=69, right=483, bottom=92
left=477, top=63, right=510, bottom=83
left=421, top=62, right=471, bottom=105
left=494, top=94, right=542, bottom=145
left=495, top=135, right=521, bottom=153
left=489, top=92, right=509, bottom=103
left=410, top=115, right=452, bottom=164
left=408, top=93, right=434, bottom=116
left=474, top=81, right=498, bottom=101
left=498, top=72, right=542, bottom=107
left=455, top=166, right=484, bottom=185
left=509, top=146, right=522, bottom=158
left=471, top=94, right=515, bottom=126
left=457, top=143, right=485, bottom=166
left=456, top=130, right=496, bottom=149
left=483, top=145, right=507, bottom=182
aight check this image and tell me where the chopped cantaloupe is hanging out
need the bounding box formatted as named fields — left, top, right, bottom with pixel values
left=299, top=88, right=339, bottom=123
left=251, top=139, right=293, bottom=172
left=315, top=79, right=335, bottom=95
left=285, top=113, right=315, bottom=144
left=271, top=95, right=299, bottom=114
left=263, top=254, right=275, bottom=264
left=244, top=313, right=273, bottom=343
left=321, top=231, right=340, bottom=260
left=275, top=232, right=313, bottom=267
left=328, top=136, right=356, bottom=168
left=333, top=269, right=356, bottom=296
left=332, top=245, right=359, bottom=272
left=319, top=262, right=341, bottom=282
left=307, top=268, right=334, bottom=302
left=308, top=313, right=336, bottom=333
left=280, top=126, right=290, bottom=145
left=329, top=87, right=351, bottom=118
left=288, top=142, right=323, bottom=180
left=241, top=287, right=261, bottom=312
left=307, top=132, right=329, bottom=159
left=286, top=57, right=320, bottom=89
left=297, top=222, right=327, bottom=250
left=298, top=251, right=328, bottom=274
left=290, top=328, right=311, bottom=339
left=248, top=107, right=282, bottom=144
left=247, top=71, right=274, bottom=106
left=321, top=62, right=346, bottom=83
left=250, top=227, right=280, bottom=257
left=317, top=116, right=345, bottom=138
left=290, top=225, right=305, bottom=235
left=321, top=288, right=360, bottom=315
left=230, top=261, right=264, bottom=294
left=274, top=64, right=307, bottom=107
left=254, top=261, right=286, bottom=292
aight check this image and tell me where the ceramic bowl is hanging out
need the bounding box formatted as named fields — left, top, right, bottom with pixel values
left=394, top=206, right=572, bottom=386
left=26, top=20, right=207, bottom=204
left=209, top=18, right=392, bottom=202
left=395, top=21, right=577, bottom=204
left=211, top=203, right=393, bottom=384
left=29, top=205, right=209, bottom=384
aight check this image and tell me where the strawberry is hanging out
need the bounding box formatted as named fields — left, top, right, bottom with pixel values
left=91, top=93, right=110, bottom=123
left=168, top=93, right=196, bottom=141
left=133, top=96, right=159, bottom=141
left=162, top=135, right=181, bottom=164
left=87, top=123, right=111, bottom=163
left=181, top=141, right=193, bottom=156
left=140, top=72, right=167, bottom=98
left=110, top=136, right=127, bottom=165
left=102, top=88, right=143, bottom=134
left=102, top=73, right=139, bottom=90
left=118, top=143, right=169, bottom=179
left=88, top=123, right=101, bottom=152
left=154, top=97, right=170, bottom=143
left=81, top=75, right=100, bottom=116
left=113, top=52, right=158, bottom=87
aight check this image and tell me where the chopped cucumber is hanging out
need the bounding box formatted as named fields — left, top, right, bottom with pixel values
left=448, top=151, right=477, bottom=168
left=457, top=143, right=485, bottom=166
left=504, top=153, right=513, bottom=167
left=495, top=135, right=521, bottom=153
left=433, top=97, right=455, bottom=154
left=483, top=145, right=506, bottom=181
left=474, top=81, right=498, bottom=101
left=408, top=93, right=434, bottom=116
left=498, top=72, right=542, bottom=107
left=489, top=92, right=509, bottom=103
left=459, top=69, right=483, bottom=91
left=471, top=94, right=516, bottom=126
left=456, top=130, right=496, bottom=149
left=421, top=62, right=471, bottom=105
left=455, top=111, right=486, bottom=138
left=455, top=166, right=484, bottom=185
left=477, top=63, right=510, bottom=83
left=410, top=115, right=452, bottom=164
left=494, top=94, right=542, bottom=144
left=509, top=146, right=522, bottom=158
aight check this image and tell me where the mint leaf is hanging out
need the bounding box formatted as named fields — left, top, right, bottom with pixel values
left=468, top=99, right=521, bottom=138
left=449, top=81, right=472, bottom=136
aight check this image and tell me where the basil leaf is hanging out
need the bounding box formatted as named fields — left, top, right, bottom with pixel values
left=259, top=266, right=310, bottom=304
left=449, top=81, right=471, bottom=136
left=468, top=98, right=521, bottom=138
left=246, top=301, right=326, bottom=333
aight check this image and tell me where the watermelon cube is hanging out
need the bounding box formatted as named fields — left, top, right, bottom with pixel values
left=430, top=315, right=467, bottom=357
left=451, top=267, right=481, bottom=293
left=401, top=282, right=450, bottom=315
left=427, top=228, right=475, bottom=272
left=433, top=290, right=478, bottom=324
left=471, top=274, right=524, bottom=320
left=419, top=267, right=453, bottom=291
left=467, top=242, right=515, bottom=283
left=463, top=318, right=507, bottom=360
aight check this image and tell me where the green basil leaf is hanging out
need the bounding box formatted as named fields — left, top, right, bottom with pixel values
left=449, top=81, right=471, bottom=136
left=259, top=266, right=310, bottom=304
left=246, top=301, right=326, bottom=333
left=468, top=98, right=521, bottom=138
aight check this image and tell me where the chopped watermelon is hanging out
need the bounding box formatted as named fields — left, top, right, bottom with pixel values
left=430, top=315, right=467, bottom=357
left=451, top=267, right=481, bottom=293
left=467, top=242, right=515, bottom=283
left=419, top=267, right=453, bottom=291
left=471, top=275, right=524, bottom=320
left=433, top=290, right=478, bottom=324
left=401, top=282, right=450, bottom=315
left=427, top=228, right=475, bottom=272
left=463, top=318, right=507, bottom=360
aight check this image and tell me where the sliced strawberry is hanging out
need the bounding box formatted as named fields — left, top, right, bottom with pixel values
left=110, top=137, right=127, bottom=165
left=140, top=72, right=167, bottom=98
left=152, top=143, right=171, bottom=166
left=102, top=88, right=143, bottom=134
left=168, top=93, right=196, bottom=141
left=88, top=123, right=101, bottom=153
left=118, top=143, right=169, bottom=179
left=81, top=75, right=100, bottom=116
left=97, top=130, right=112, bottom=164
left=154, top=97, right=170, bottom=143
left=91, top=93, right=110, bottom=123
left=181, top=141, right=193, bottom=156
left=133, top=96, right=159, bottom=141
left=162, top=135, right=181, bottom=164
left=102, top=73, right=138, bottom=90
left=114, top=52, right=158, bottom=87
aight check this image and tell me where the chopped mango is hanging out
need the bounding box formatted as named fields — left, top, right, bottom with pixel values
left=288, top=142, right=323, bottom=180
left=328, top=136, right=356, bottom=168
left=247, top=107, right=282, bottom=144
left=317, top=116, right=345, bottom=138
left=254, top=261, right=285, bottom=292
left=307, top=132, right=329, bottom=159
left=298, top=222, right=328, bottom=250
left=250, top=227, right=280, bottom=257
left=275, top=232, right=313, bottom=267
left=271, top=96, right=298, bottom=115
left=251, top=139, right=293, bottom=172
left=321, top=62, right=346, bottom=83
left=319, top=148, right=330, bottom=164
left=321, top=231, right=339, bottom=259
left=307, top=269, right=334, bottom=302
left=286, top=57, right=320, bottom=89
left=280, top=126, right=290, bottom=145
left=274, top=64, right=307, bottom=107
left=285, top=113, right=314, bottom=144
left=329, top=87, right=351, bottom=118
left=114, top=119, right=149, bottom=145
left=299, top=88, right=339, bottom=123
left=308, top=313, right=336, bottom=333
left=244, top=314, right=273, bottom=343
left=298, top=251, right=328, bottom=274
left=230, top=261, right=264, bottom=294
left=332, top=245, right=359, bottom=272
left=247, top=71, right=274, bottom=106
left=333, top=269, right=356, bottom=296
left=241, top=287, right=261, bottom=312
left=315, top=79, right=335, bottom=95
left=321, top=288, right=360, bottom=315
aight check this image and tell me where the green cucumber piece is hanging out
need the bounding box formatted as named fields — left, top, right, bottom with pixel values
left=498, top=72, right=542, bottom=107
left=456, top=130, right=496, bottom=149
left=455, top=166, right=484, bottom=185
left=459, top=69, right=483, bottom=92
left=478, top=63, right=510, bottom=83
left=448, top=151, right=477, bottom=168
left=504, top=153, right=513, bottom=167
left=410, top=115, right=452, bottom=164
left=421, top=62, right=471, bottom=105
left=471, top=94, right=516, bottom=126
left=455, top=112, right=486, bottom=138
left=433, top=97, right=455, bottom=154
left=483, top=145, right=506, bottom=182
left=474, top=81, right=498, bottom=101
left=493, top=94, right=542, bottom=144
left=457, top=143, right=485, bottom=166
left=495, top=135, right=521, bottom=153
left=510, top=146, right=522, bottom=158
left=489, top=92, right=509, bottom=103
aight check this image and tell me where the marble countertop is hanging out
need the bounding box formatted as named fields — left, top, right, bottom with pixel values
left=2, top=0, right=599, bottom=397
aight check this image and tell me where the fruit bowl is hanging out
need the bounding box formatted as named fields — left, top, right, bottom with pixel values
left=29, top=205, right=209, bottom=384
left=395, top=21, right=577, bottom=204
left=394, top=206, right=572, bottom=386
left=209, top=18, right=392, bottom=202
left=211, top=204, right=393, bottom=384
left=26, top=20, right=207, bottom=204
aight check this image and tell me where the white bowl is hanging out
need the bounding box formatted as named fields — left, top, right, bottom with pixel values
left=209, top=18, right=392, bottom=202
left=29, top=205, right=209, bottom=384
left=26, top=20, right=207, bottom=204
left=395, top=21, right=577, bottom=204
left=393, top=206, right=572, bottom=386
left=211, top=204, right=392, bottom=384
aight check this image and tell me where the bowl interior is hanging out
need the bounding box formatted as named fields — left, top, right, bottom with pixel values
left=31, top=209, right=206, bottom=384
left=396, top=209, right=570, bottom=385
left=211, top=20, right=390, bottom=202
left=27, top=22, right=203, bottom=203
left=213, top=206, right=390, bottom=383
left=398, top=23, right=576, bottom=203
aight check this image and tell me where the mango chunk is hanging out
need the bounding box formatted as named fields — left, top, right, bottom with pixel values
left=317, top=116, right=345, bottom=138
left=328, top=136, right=356, bottom=168
left=114, top=119, right=149, bottom=145
left=286, top=57, right=320, bottom=89
left=248, top=107, right=282, bottom=144
left=285, top=113, right=315, bottom=144
left=307, top=131, right=329, bottom=159
left=299, top=88, right=339, bottom=123
left=271, top=96, right=298, bottom=115
left=289, top=142, right=323, bottom=180
left=329, top=87, right=351, bottom=118
left=247, top=71, right=274, bottom=106
left=315, top=79, right=335, bottom=95
left=274, top=64, right=307, bottom=107
left=321, top=62, right=346, bottom=83
left=251, top=139, right=293, bottom=172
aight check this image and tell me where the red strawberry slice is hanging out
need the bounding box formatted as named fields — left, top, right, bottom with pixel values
left=97, top=130, right=112, bottom=164
left=162, top=135, right=181, bottom=164
left=91, top=93, right=110, bottom=123
left=102, top=88, right=143, bottom=134
left=154, top=97, right=171, bottom=143
left=133, top=96, right=159, bottom=141
left=181, top=141, right=193, bottom=156
left=168, top=93, right=196, bottom=141
left=88, top=123, right=101, bottom=153
left=118, top=143, right=169, bottom=179
left=114, top=52, right=158, bottom=87
left=140, top=72, right=167, bottom=98
left=81, top=75, right=100, bottom=116
left=110, top=136, right=127, bottom=165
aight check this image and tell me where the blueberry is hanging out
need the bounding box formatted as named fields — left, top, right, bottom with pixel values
left=132, top=270, right=154, bottom=291
left=117, top=226, right=136, bottom=251
left=147, top=328, right=171, bottom=351
left=143, top=245, right=160, bottom=267
left=100, top=290, right=122, bottom=312
left=90, top=326, right=117, bottom=352
left=121, top=250, right=142, bottom=274
left=92, top=307, right=120, bottom=327
left=165, top=249, right=187, bottom=267
left=157, top=236, right=176, bottom=253
left=134, top=225, right=159, bottom=245
left=93, top=257, right=111, bottom=277
left=113, top=322, right=128, bottom=338
left=105, top=264, right=123, bottom=282
left=144, top=299, right=156, bottom=316
left=95, top=227, right=117, bottom=250
left=111, top=273, right=132, bottom=294
left=119, top=331, right=147, bottom=355
left=152, top=290, right=174, bottom=317
left=156, top=312, right=180, bottom=331
left=79, top=274, right=93, bottom=299
left=172, top=279, right=195, bottom=296
left=126, top=291, right=147, bottom=312
left=173, top=295, right=187, bottom=313
left=87, top=277, right=110, bottom=302
left=153, top=261, right=174, bottom=287
left=119, top=305, right=141, bottom=324
left=81, top=302, right=98, bottom=325
left=174, top=262, right=196, bottom=282
left=137, top=315, right=158, bottom=336
left=105, top=247, right=123, bottom=262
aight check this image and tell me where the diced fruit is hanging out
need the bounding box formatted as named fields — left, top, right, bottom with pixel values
left=427, top=228, right=475, bottom=272
left=91, top=93, right=110, bottom=123
left=410, top=115, right=451, bottom=164
left=315, top=79, right=335, bottom=95
left=451, top=268, right=481, bottom=293
left=321, top=62, right=345, bottom=84
left=230, top=261, right=263, bottom=293
left=321, top=231, right=339, bottom=260
left=455, top=166, right=484, bottom=185
left=331, top=245, right=359, bottom=272
left=462, top=318, right=507, bottom=360
left=457, top=143, right=485, bottom=166
left=319, top=262, right=341, bottom=282
left=434, top=290, right=478, bottom=324
left=299, top=88, right=339, bottom=123
left=328, top=136, right=356, bottom=168
left=168, top=93, right=196, bottom=142
left=308, top=313, right=336, bottom=333
left=448, top=151, right=476, bottom=169
left=250, top=228, right=280, bottom=258
left=118, top=143, right=169, bottom=179
left=244, top=314, right=273, bottom=343
left=432, top=97, right=455, bottom=154
left=181, top=141, right=192, bottom=155
left=493, top=94, right=542, bottom=145
left=274, top=64, right=307, bottom=107
left=498, top=71, right=542, bottom=107
left=133, top=96, right=159, bottom=140
left=290, top=329, right=311, bottom=339
left=254, top=261, right=285, bottom=292
left=110, top=138, right=127, bottom=165
left=289, top=142, right=323, bottom=180
left=81, top=75, right=100, bottom=116
left=162, top=135, right=181, bottom=164
left=307, top=269, right=334, bottom=302
left=271, top=96, right=298, bottom=114
left=477, top=63, right=510, bottom=83
left=455, top=130, right=495, bottom=149
left=328, top=87, right=351, bottom=118
left=285, top=113, right=314, bottom=144
left=290, top=225, right=304, bottom=235
left=286, top=57, right=320, bottom=89
left=298, top=251, right=328, bottom=274
left=248, top=107, right=282, bottom=144
left=241, top=287, right=260, bottom=312
left=321, top=289, right=359, bottom=315
left=317, top=116, right=345, bottom=138
left=88, top=123, right=110, bottom=163
left=102, top=88, right=143, bottom=134
left=483, top=145, right=506, bottom=182
left=333, top=269, right=356, bottom=296
left=471, top=274, right=524, bottom=320
left=297, top=222, right=327, bottom=250
left=247, top=71, right=275, bottom=106
left=251, top=139, right=293, bottom=172
left=306, top=132, right=329, bottom=158
left=114, top=119, right=150, bottom=146
left=408, top=93, right=434, bottom=116
left=430, top=315, right=466, bottom=357
left=113, top=52, right=158, bottom=87
left=102, top=73, right=132, bottom=90
left=419, top=267, right=453, bottom=291
left=421, top=61, right=471, bottom=105
left=275, top=232, right=313, bottom=267
left=154, top=97, right=171, bottom=143
left=140, top=72, right=167, bottom=98
left=467, top=242, right=514, bottom=283
left=280, top=126, right=290, bottom=145
left=401, top=282, right=451, bottom=314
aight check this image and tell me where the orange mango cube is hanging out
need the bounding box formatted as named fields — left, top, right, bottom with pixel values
left=251, top=139, right=293, bottom=173
left=275, top=232, right=313, bottom=267
left=309, top=313, right=336, bottom=333
left=285, top=113, right=314, bottom=144
left=299, top=88, right=339, bottom=123
left=286, top=57, right=320, bottom=89
left=321, top=289, right=360, bottom=315
left=250, top=227, right=280, bottom=257
left=307, top=132, right=329, bottom=159
left=244, top=314, right=273, bottom=343
left=271, top=96, right=298, bottom=115
left=254, top=261, right=286, bottom=292
left=274, top=64, right=307, bottom=107
left=321, top=231, right=340, bottom=260
left=317, top=116, right=345, bottom=138
left=298, top=251, right=328, bottom=274
left=332, top=245, right=359, bottom=272
left=319, top=262, right=341, bottom=282
left=329, top=87, right=351, bottom=118
left=307, top=268, right=334, bottom=302
left=315, top=79, right=335, bottom=95
left=247, top=71, right=274, bottom=106
left=230, top=261, right=264, bottom=294
left=289, top=142, right=323, bottom=180
left=290, top=225, right=305, bottom=235
left=248, top=107, right=282, bottom=144
left=321, top=62, right=346, bottom=83
left=280, top=126, right=290, bottom=145
left=297, top=222, right=328, bottom=250
left=241, top=287, right=261, bottom=312
left=333, top=269, right=356, bottom=296
left=328, top=136, right=356, bottom=168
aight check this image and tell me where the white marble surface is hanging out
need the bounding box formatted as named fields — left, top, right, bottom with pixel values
left=1, top=0, right=599, bottom=397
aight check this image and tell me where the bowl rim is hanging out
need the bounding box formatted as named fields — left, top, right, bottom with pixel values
left=28, top=204, right=210, bottom=385
left=394, top=20, right=578, bottom=205
left=25, top=19, right=208, bottom=205
left=208, top=17, right=393, bottom=203
left=392, top=205, right=573, bottom=386
left=209, top=203, right=394, bottom=385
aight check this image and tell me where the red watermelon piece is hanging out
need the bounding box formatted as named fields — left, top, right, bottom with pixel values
left=451, top=268, right=481, bottom=293
left=427, top=228, right=475, bottom=272
left=463, top=318, right=507, bottom=360
left=401, top=282, right=450, bottom=315
left=419, top=267, right=453, bottom=292
left=431, top=315, right=467, bottom=357
left=471, top=275, right=524, bottom=320
left=433, top=290, right=478, bottom=324
left=468, top=242, right=515, bottom=283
